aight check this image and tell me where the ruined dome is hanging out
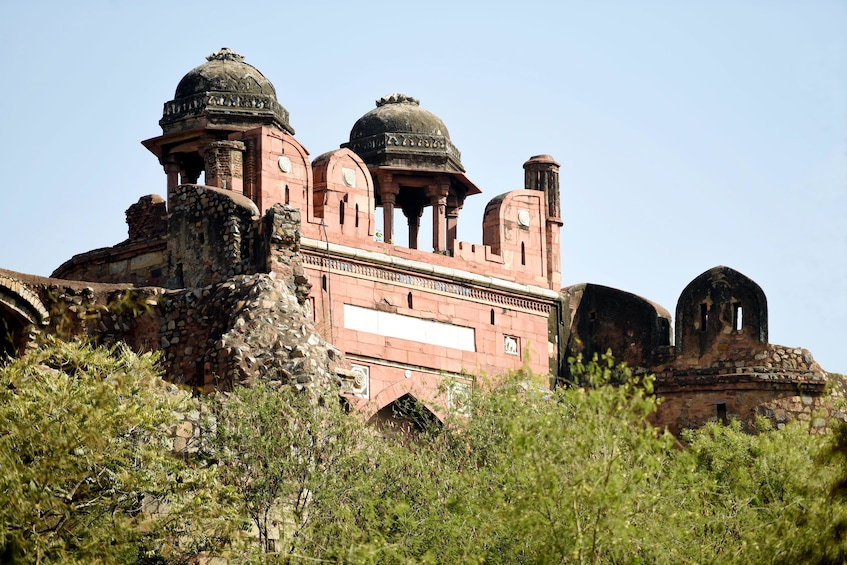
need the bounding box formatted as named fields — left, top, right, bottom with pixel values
left=343, top=94, right=464, bottom=172
left=160, top=48, right=293, bottom=134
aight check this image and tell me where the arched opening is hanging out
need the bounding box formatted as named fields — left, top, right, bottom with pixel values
left=490, top=308, right=495, bottom=325
left=521, top=242, right=526, bottom=266
left=407, top=292, right=413, bottom=309
left=339, top=200, right=346, bottom=225
left=369, top=393, right=441, bottom=437
left=0, top=305, right=32, bottom=362
left=0, top=284, right=47, bottom=363
left=284, top=184, right=290, bottom=205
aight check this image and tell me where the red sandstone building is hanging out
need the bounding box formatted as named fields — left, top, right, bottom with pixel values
left=0, top=49, right=834, bottom=433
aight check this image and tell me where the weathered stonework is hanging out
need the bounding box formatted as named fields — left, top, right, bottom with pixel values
left=561, top=267, right=831, bottom=435
left=1, top=48, right=836, bottom=436
left=158, top=272, right=338, bottom=392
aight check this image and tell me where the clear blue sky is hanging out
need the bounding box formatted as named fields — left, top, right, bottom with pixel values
left=1, top=1, right=845, bottom=372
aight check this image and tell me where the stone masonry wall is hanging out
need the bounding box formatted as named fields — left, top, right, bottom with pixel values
left=1, top=268, right=341, bottom=395
left=158, top=272, right=341, bottom=393
left=168, top=184, right=261, bottom=289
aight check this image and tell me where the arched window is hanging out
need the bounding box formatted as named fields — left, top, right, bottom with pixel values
left=321, top=274, right=327, bottom=292
left=284, top=184, right=290, bottom=205
left=407, top=292, right=413, bottom=309
left=521, top=242, right=526, bottom=266
left=490, top=308, right=495, bottom=325
left=339, top=200, right=346, bottom=225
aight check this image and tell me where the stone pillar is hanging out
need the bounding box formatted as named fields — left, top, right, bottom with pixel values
left=446, top=194, right=464, bottom=253
left=164, top=156, right=180, bottom=199
left=378, top=175, right=399, bottom=244
left=203, top=140, right=246, bottom=193
left=403, top=206, right=424, bottom=249
left=427, top=180, right=450, bottom=253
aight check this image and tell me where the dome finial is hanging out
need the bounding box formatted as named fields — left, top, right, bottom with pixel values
left=206, top=47, right=245, bottom=63
left=375, top=93, right=419, bottom=108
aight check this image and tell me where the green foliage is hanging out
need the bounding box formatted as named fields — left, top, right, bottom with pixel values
left=6, top=342, right=847, bottom=564
left=204, top=384, right=362, bottom=560
left=0, top=337, right=232, bottom=564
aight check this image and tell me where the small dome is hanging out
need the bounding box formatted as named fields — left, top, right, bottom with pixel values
left=160, top=48, right=293, bottom=134
left=350, top=94, right=451, bottom=141
left=343, top=94, right=464, bottom=172
left=174, top=48, right=278, bottom=100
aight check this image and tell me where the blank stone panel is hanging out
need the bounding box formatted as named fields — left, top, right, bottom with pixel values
left=344, top=304, right=475, bottom=352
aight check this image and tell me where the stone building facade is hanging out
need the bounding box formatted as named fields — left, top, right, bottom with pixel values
left=0, top=48, right=835, bottom=433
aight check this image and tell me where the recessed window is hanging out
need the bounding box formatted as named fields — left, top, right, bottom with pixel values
left=407, top=292, right=413, bottom=309
left=733, top=302, right=743, bottom=332
left=355, top=204, right=360, bottom=228
left=321, top=274, right=327, bottom=292
left=339, top=200, right=345, bottom=225
left=490, top=308, right=495, bottom=325
left=716, top=401, right=728, bottom=425
left=284, top=184, right=290, bottom=205
left=700, top=303, right=708, bottom=332
left=520, top=242, right=526, bottom=266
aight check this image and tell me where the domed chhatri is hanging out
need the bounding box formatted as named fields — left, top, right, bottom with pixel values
left=159, top=48, right=293, bottom=135
left=343, top=94, right=463, bottom=172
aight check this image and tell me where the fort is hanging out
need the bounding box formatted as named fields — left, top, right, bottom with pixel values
left=0, top=48, right=837, bottom=434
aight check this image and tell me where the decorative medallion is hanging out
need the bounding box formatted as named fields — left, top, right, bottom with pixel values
left=342, top=167, right=356, bottom=188
left=278, top=155, right=292, bottom=173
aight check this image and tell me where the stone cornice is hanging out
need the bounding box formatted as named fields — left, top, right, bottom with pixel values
left=300, top=237, right=559, bottom=302
left=344, top=132, right=462, bottom=164
left=160, top=91, right=292, bottom=133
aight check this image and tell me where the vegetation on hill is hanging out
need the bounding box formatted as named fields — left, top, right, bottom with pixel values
left=2, top=341, right=847, bottom=564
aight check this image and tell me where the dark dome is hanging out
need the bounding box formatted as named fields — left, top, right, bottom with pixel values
left=350, top=94, right=451, bottom=140
left=175, top=48, right=278, bottom=99
left=343, top=94, right=464, bottom=172
left=160, top=48, right=293, bottom=134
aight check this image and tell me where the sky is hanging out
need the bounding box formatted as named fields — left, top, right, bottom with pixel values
left=0, top=1, right=845, bottom=372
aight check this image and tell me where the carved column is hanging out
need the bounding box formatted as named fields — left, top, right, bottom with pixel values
left=426, top=180, right=450, bottom=253
left=403, top=206, right=424, bottom=249
left=446, top=193, right=464, bottom=253
left=164, top=155, right=180, bottom=199
left=379, top=175, right=399, bottom=244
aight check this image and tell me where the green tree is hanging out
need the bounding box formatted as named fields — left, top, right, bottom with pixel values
left=0, top=338, right=232, bottom=564
left=204, top=383, right=361, bottom=560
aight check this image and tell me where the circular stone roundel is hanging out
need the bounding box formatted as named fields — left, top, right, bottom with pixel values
left=278, top=155, right=292, bottom=173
